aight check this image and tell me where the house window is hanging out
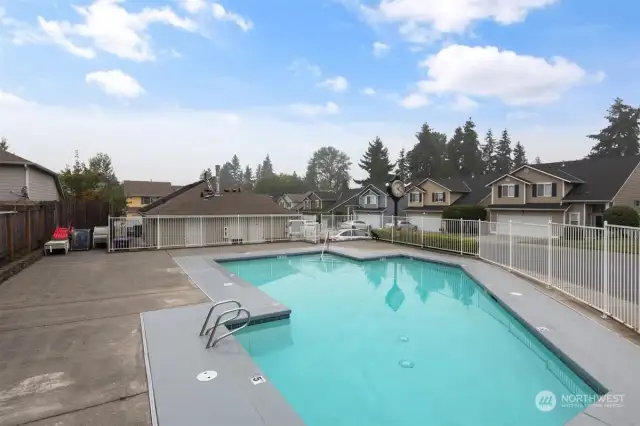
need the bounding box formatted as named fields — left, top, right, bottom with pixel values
left=409, top=191, right=423, bottom=203
left=433, top=192, right=445, bottom=202
left=314, top=200, right=320, bottom=208
left=635, top=200, right=640, bottom=207
left=141, top=196, right=152, bottom=204
left=304, top=200, right=310, bottom=208
left=569, top=212, right=580, bottom=226
left=535, top=183, right=553, bottom=197
left=499, top=184, right=516, bottom=197
left=365, top=195, right=377, bottom=205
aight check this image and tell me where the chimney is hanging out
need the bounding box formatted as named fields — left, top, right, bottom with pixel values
left=214, top=165, right=221, bottom=194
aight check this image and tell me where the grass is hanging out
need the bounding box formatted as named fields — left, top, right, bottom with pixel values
left=516, top=236, right=640, bottom=255
left=371, top=228, right=479, bottom=255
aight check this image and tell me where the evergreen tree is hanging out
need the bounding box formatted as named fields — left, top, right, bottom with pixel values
left=480, top=129, right=497, bottom=173
left=395, top=149, right=409, bottom=182
left=0, top=137, right=9, bottom=151
left=459, top=118, right=483, bottom=176
left=588, top=98, right=640, bottom=158
left=200, top=168, right=213, bottom=180
left=255, top=164, right=262, bottom=181
left=407, top=123, right=447, bottom=180
left=446, top=127, right=464, bottom=174
left=354, top=136, right=395, bottom=185
left=219, top=162, right=235, bottom=188
left=512, top=142, right=528, bottom=168
left=229, top=155, right=242, bottom=185
left=242, top=165, right=254, bottom=191
left=303, top=158, right=318, bottom=190
left=261, top=154, right=275, bottom=178
left=534, top=156, right=542, bottom=164
left=494, top=129, right=513, bottom=173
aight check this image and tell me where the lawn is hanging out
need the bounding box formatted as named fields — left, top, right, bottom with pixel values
left=371, top=228, right=479, bottom=254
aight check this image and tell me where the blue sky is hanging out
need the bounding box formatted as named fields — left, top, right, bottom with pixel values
left=0, top=0, right=638, bottom=184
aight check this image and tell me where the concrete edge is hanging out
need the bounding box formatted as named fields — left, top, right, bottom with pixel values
left=140, top=313, right=159, bottom=426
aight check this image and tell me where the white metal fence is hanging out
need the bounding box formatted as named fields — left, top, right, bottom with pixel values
left=108, top=214, right=308, bottom=251
left=370, top=216, right=640, bottom=332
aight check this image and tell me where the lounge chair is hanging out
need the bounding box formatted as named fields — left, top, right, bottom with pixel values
left=44, top=226, right=71, bottom=255
left=93, top=226, right=108, bottom=249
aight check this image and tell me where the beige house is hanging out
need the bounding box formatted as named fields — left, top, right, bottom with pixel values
left=0, top=151, right=63, bottom=202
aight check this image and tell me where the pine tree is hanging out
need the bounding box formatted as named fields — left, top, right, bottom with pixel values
left=228, top=155, right=243, bottom=185
left=219, top=162, right=235, bottom=189
left=261, top=155, right=274, bottom=178
left=534, top=156, right=542, bottom=164
left=446, top=127, right=464, bottom=174
left=588, top=98, right=640, bottom=158
left=494, top=129, right=513, bottom=173
left=242, top=165, right=254, bottom=191
left=459, top=118, right=483, bottom=176
left=0, top=137, right=9, bottom=151
left=395, top=149, right=408, bottom=182
left=407, top=123, right=447, bottom=180
left=200, top=168, right=213, bottom=180
left=255, top=164, right=262, bottom=181
left=355, top=136, right=395, bottom=186
left=480, top=129, right=497, bottom=173
left=303, top=158, right=318, bottom=190
left=512, top=142, right=528, bottom=168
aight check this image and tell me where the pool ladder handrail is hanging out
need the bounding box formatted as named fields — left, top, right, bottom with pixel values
left=321, top=231, right=330, bottom=257
left=205, top=307, right=251, bottom=348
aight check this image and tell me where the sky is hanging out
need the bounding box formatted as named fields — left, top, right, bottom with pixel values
left=0, top=0, right=639, bottom=185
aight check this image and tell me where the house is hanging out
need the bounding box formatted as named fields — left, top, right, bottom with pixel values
left=137, top=179, right=296, bottom=246
left=0, top=151, right=64, bottom=202
left=486, top=155, right=640, bottom=231
left=325, top=188, right=363, bottom=216
left=123, top=180, right=175, bottom=216
left=277, top=193, right=308, bottom=210
left=350, top=183, right=409, bottom=228
left=298, top=191, right=338, bottom=218
left=172, top=185, right=183, bottom=192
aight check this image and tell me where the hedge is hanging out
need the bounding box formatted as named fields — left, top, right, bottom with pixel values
left=603, top=206, right=639, bottom=227
left=442, top=205, right=487, bottom=221
left=371, top=228, right=479, bottom=254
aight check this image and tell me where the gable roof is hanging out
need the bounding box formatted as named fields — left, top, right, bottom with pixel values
left=485, top=173, right=533, bottom=186
left=328, top=188, right=363, bottom=211
left=285, top=193, right=308, bottom=203
left=452, top=172, right=503, bottom=205
left=0, top=150, right=64, bottom=197
left=313, top=190, right=338, bottom=200
left=139, top=180, right=293, bottom=216
left=123, top=180, right=175, bottom=197
left=513, top=164, right=584, bottom=183
left=429, top=177, right=471, bottom=192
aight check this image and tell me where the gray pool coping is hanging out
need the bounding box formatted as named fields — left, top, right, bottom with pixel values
left=141, top=245, right=640, bottom=426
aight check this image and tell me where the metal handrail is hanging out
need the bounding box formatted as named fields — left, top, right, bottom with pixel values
left=206, top=307, right=252, bottom=348
left=199, top=300, right=242, bottom=336
left=321, top=231, right=330, bottom=257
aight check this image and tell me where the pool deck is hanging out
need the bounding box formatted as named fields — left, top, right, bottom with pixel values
left=140, top=243, right=640, bottom=426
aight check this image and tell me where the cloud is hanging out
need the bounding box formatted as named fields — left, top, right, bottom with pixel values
left=289, top=59, right=322, bottom=78
left=318, top=76, right=349, bottom=92
left=400, top=93, right=429, bottom=109
left=181, top=0, right=207, bottom=14
left=362, top=87, right=376, bottom=95
left=450, top=95, right=478, bottom=111
left=0, top=91, right=33, bottom=107
left=85, top=70, right=145, bottom=99
left=211, top=3, right=253, bottom=32
left=9, top=0, right=198, bottom=62
left=290, top=102, right=340, bottom=116
left=372, top=41, right=390, bottom=57
left=416, top=45, right=598, bottom=105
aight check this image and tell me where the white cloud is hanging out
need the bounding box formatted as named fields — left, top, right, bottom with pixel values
left=211, top=3, right=253, bottom=32
left=416, top=44, right=595, bottom=105
left=181, top=0, right=207, bottom=14
left=362, top=0, right=558, bottom=43
left=0, top=91, right=33, bottom=106
left=450, top=94, right=478, bottom=111
left=372, top=41, right=390, bottom=57
left=318, top=76, right=349, bottom=92
left=11, top=0, right=198, bottom=62
left=170, top=48, right=183, bottom=58
left=290, top=102, right=340, bottom=117
left=400, top=93, right=429, bottom=109
left=362, top=87, right=376, bottom=95
left=507, top=111, right=536, bottom=120
left=85, top=70, right=145, bottom=99
left=289, top=59, right=322, bottom=78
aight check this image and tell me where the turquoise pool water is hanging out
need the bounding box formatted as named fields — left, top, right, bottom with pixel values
left=221, top=254, right=597, bottom=426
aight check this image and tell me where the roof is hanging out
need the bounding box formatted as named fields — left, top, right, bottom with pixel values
left=429, top=177, right=471, bottom=192
left=328, top=188, right=362, bottom=211
left=172, top=185, right=183, bottom=192
left=123, top=180, right=175, bottom=197
left=485, top=173, right=532, bottom=186
left=452, top=172, right=503, bottom=206
left=139, top=181, right=293, bottom=216
left=0, top=150, right=64, bottom=197
left=312, top=190, right=338, bottom=200
left=285, top=193, right=308, bottom=203
left=488, top=203, right=568, bottom=210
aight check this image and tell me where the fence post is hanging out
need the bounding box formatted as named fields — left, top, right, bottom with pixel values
left=460, top=218, right=464, bottom=255
left=107, top=215, right=111, bottom=252
left=26, top=210, right=32, bottom=252
left=547, top=220, right=552, bottom=288
left=156, top=216, right=160, bottom=249
left=391, top=216, right=394, bottom=244
left=603, top=220, right=609, bottom=318
left=237, top=215, right=241, bottom=244
left=200, top=216, right=204, bottom=247
left=478, top=219, right=482, bottom=258
left=421, top=216, right=424, bottom=248
left=6, top=214, right=14, bottom=261
left=509, top=220, right=513, bottom=270
left=270, top=215, right=274, bottom=242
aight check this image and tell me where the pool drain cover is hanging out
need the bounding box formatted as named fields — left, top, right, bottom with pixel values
left=251, top=375, right=267, bottom=385
left=399, top=336, right=410, bottom=343
left=399, top=360, right=415, bottom=369
left=197, top=371, right=218, bottom=382
left=509, top=292, right=523, bottom=296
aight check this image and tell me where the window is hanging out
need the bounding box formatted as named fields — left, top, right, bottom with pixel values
left=499, top=184, right=516, bottom=198
left=535, top=183, right=553, bottom=197
left=409, top=191, right=423, bottom=203
left=314, top=200, right=320, bottom=208
left=304, top=199, right=310, bottom=208
left=141, top=196, right=152, bottom=204
left=432, top=192, right=445, bottom=202
left=570, top=212, right=580, bottom=226
left=635, top=200, right=640, bottom=207
left=365, top=195, right=377, bottom=205
left=353, top=230, right=366, bottom=237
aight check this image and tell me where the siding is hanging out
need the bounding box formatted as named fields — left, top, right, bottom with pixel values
left=613, top=162, right=640, bottom=213
left=491, top=176, right=524, bottom=204
left=407, top=190, right=424, bottom=208
left=28, top=167, right=60, bottom=201
left=513, top=167, right=566, bottom=204
left=0, top=165, right=26, bottom=201
left=565, top=203, right=584, bottom=225
left=489, top=210, right=564, bottom=224
left=422, top=181, right=451, bottom=206
left=359, top=189, right=384, bottom=209
left=128, top=196, right=144, bottom=208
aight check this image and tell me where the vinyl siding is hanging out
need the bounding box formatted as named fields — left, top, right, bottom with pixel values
left=613, top=162, right=640, bottom=213
left=566, top=203, right=585, bottom=225
left=514, top=167, right=566, bottom=204
left=422, top=181, right=451, bottom=206
left=359, top=189, right=383, bottom=209
left=28, top=167, right=60, bottom=201
left=491, top=176, right=524, bottom=204
left=0, top=165, right=26, bottom=201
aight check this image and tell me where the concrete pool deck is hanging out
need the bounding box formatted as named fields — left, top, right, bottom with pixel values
left=140, top=243, right=640, bottom=426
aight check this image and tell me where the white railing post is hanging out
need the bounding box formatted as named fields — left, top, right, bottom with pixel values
left=603, top=220, right=609, bottom=318
left=547, top=220, right=552, bottom=288
left=460, top=218, right=464, bottom=255
left=237, top=215, right=241, bottom=244
left=421, top=216, right=424, bottom=247
left=477, top=219, right=481, bottom=258
left=509, top=220, right=513, bottom=270
left=156, top=216, right=160, bottom=249
left=107, top=215, right=111, bottom=252
left=200, top=216, right=204, bottom=247
left=391, top=216, right=394, bottom=243
left=270, top=215, right=274, bottom=242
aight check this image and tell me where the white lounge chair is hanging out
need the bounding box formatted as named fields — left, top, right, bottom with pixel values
left=93, top=226, right=109, bottom=249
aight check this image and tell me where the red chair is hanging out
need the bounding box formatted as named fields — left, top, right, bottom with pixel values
left=52, top=227, right=70, bottom=241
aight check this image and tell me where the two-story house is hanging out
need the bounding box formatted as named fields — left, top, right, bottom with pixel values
left=123, top=180, right=176, bottom=217
left=277, top=193, right=308, bottom=210
left=298, top=191, right=339, bottom=220
left=0, top=151, right=64, bottom=202
left=346, top=184, right=409, bottom=228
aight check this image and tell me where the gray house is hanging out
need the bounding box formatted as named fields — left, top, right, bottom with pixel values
left=0, top=151, right=63, bottom=202
left=351, top=184, right=408, bottom=228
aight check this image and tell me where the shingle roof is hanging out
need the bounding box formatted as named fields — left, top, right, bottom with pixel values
left=139, top=181, right=293, bottom=216
left=172, top=185, right=183, bottom=192
left=328, top=188, right=362, bottom=211
left=430, top=177, right=471, bottom=192
left=488, top=203, right=567, bottom=210
left=285, top=193, right=308, bottom=202
left=123, top=180, right=175, bottom=197
left=452, top=172, right=502, bottom=205
left=313, top=191, right=338, bottom=200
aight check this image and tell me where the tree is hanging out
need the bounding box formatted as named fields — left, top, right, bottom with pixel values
left=604, top=205, right=640, bottom=227
left=303, top=159, right=318, bottom=190
left=260, top=155, right=274, bottom=178
left=355, top=136, right=394, bottom=185
left=254, top=173, right=305, bottom=196
left=534, top=156, right=542, bottom=164
left=306, top=146, right=351, bottom=191
left=446, top=127, right=464, bottom=175
left=255, top=164, right=263, bottom=182
left=407, top=123, right=447, bottom=180
left=588, top=98, right=640, bottom=158
left=480, top=129, right=497, bottom=173
left=459, top=119, right=483, bottom=176
left=494, top=129, right=513, bottom=173
left=512, top=142, right=528, bottom=168
left=88, top=153, right=118, bottom=186
left=200, top=168, right=213, bottom=180
left=0, top=137, right=9, bottom=151
left=229, top=155, right=243, bottom=185
left=395, top=149, right=408, bottom=182
left=242, top=165, right=254, bottom=191
left=219, top=162, right=235, bottom=189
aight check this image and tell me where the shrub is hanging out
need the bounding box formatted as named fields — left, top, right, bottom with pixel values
left=603, top=206, right=640, bottom=227
left=442, top=205, right=487, bottom=221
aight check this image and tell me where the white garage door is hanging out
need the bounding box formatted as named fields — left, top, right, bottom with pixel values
left=497, top=213, right=550, bottom=238
left=406, top=213, right=442, bottom=232
left=356, top=213, right=383, bottom=228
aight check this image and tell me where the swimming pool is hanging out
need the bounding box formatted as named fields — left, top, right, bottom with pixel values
left=220, top=254, right=597, bottom=426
